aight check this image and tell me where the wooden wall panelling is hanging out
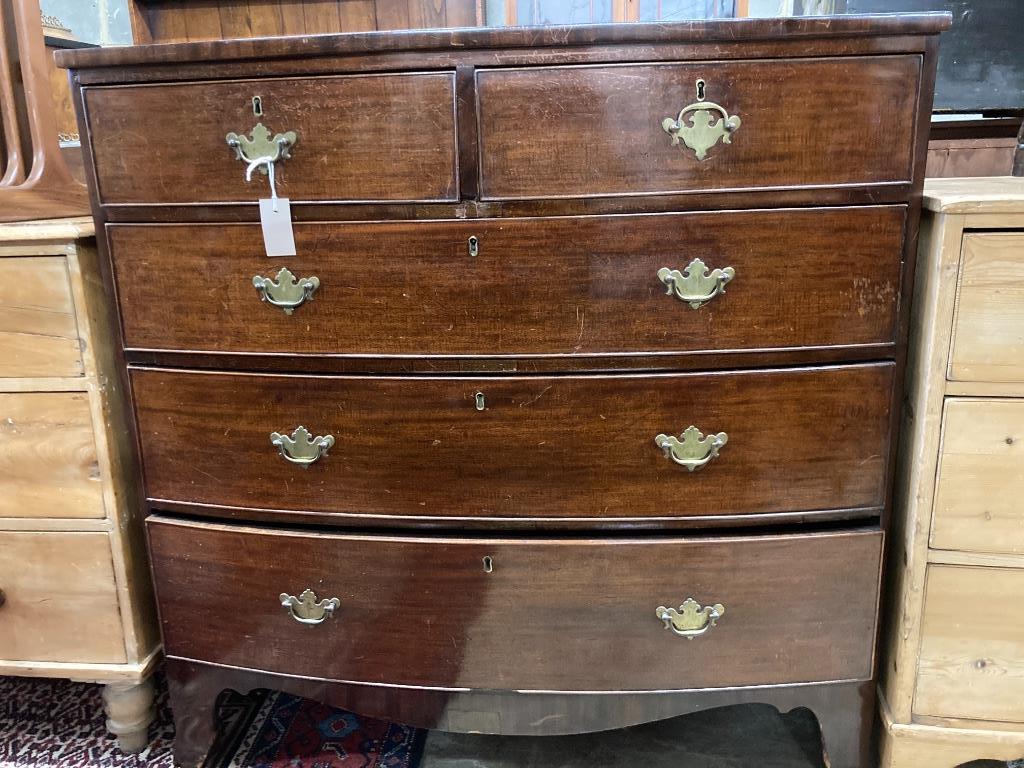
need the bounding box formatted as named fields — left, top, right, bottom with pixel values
left=129, top=0, right=484, bottom=42
left=337, top=1, right=377, bottom=32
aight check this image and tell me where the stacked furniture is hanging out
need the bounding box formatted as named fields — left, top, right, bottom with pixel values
left=880, top=177, right=1024, bottom=767
left=0, top=217, right=159, bottom=753
left=58, top=14, right=948, bottom=768
left=0, top=0, right=88, bottom=220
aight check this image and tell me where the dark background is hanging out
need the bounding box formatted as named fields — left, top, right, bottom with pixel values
left=840, top=0, right=1023, bottom=112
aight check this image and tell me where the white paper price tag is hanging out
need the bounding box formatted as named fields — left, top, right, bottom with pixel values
left=259, top=197, right=296, bottom=257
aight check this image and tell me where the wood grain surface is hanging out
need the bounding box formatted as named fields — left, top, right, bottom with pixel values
left=58, top=14, right=952, bottom=70
left=132, top=364, right=893, bottom=522
left=0, top=530, right=125, bottom=663
left=109, top=206, right=905, bottom=358
left=949, top=232, right=1024, bottom=382
left=0, top=256, right=81, bottom=377
left=915, top=565, right=1024, bottom=722
left=149, top=516, right=882, bottom=691
left=931, top=398, right=1024, bottom=555
left=0, top=392, right=104, bottom=519
left=84, top=73, right=458, bottom=205
left=477, top=57, right=920, bottom=199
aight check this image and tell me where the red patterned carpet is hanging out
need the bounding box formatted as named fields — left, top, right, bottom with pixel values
left=0, top=671, right=423, bottom=768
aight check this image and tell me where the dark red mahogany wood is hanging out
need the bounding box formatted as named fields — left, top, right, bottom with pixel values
left=131, top=364, right=894, bottom=523
left=59, top=13, right=950, bottom=768
left=109, top=207, right=906, bottom=358
left=149, top=516, right=882, bottom=691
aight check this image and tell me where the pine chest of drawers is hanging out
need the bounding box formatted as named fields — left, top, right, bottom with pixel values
left=58, top=14, right=949, bottom=768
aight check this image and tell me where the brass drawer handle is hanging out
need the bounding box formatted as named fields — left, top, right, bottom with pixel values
left=656, top=598, right=725, bottom=639
left=270, top=426, right=335, bottom=468
left=662, top=79, right=740, bottom=161
left=655, top=426, right=727, bottom=471
left=253, top=268, right=320, bottom=315
left=658, top=259, right=734, bottom=309
left=226, top=121, right=297, bottom=174
left=280, top=589, right=340, bottom=626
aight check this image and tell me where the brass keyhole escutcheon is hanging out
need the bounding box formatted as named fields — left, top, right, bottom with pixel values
left=252, top=95, right=263, bottom=116
left=468, top=236, right=479, bottom=257
left=475, top=392, right=486, bottom=411
left=483, top=556, right=494, bottom=573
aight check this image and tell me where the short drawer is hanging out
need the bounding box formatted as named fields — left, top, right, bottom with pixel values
left=0, top=392, right=105, bottom=519
left=84, top=73, right=458, bottom=205
left=932, top=398, right=1024, bottom=554
left=148, top=516, right=882, bottom=691
left=0, top=256, right=81, bottom=377
left=949, top=232, right=1024, bottom=382
left=132, top=363, right=892, bottom=523
left=0, top=531, right=125, bottom=663
left=110, top=206, right=905, bottom=358
left=915, top=565, right=1024, bottom=722
left=477, top=56, right=920, bottom=199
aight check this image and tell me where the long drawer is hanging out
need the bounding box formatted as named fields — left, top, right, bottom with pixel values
left=477, top=56, right=920, bottom=199
left=110, top=206, right=905, bottom=358
left=148, top=516, right=882, bottom=691
left=83, top=73, right=458, bottom=205
left=132, top=363, right=893, bottom=523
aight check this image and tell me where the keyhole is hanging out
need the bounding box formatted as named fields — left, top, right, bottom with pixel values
left=483, top=556, right=494, bottom=573
left=696, top=79, right=706, bottom=101
left=475, top=392, right=486, bottom=411
left=468, top=236, right=479, bottom=257
left=252, top=96, right=263, bottom=116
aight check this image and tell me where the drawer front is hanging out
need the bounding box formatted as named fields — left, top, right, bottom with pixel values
left=477, top=57, right=920, bottom=200
left=0, top=392, right=105, bottom=519
left=950, top=232, right=1024, bottom=382
left=0, top=531, right=125, bottom=663
left=915, top=565, right=1024, bottom=722
left=84, top=73, right=458, bottom=205
left=148, top=517, right=882, bottom=691
left=932, top=399, right=1024, bottom=554
left=0, top=256, right=81, bottom=377
left=132, top=364, right=892, bottom=522
left=110, top=206, right=905, bottom=357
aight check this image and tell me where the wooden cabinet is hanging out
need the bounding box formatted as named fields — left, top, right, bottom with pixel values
left=58, top=15, right=949, bottom=768
left=0, top=219, right=159, bottom=754
left=879, top=177, right=1024, bottom=767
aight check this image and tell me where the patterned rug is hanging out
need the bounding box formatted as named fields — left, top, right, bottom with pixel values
left=0, top=671, right=423, bottom=768
left=204, top=688, right=426, bottom=768
left=0, top=672, right=174, bottom=767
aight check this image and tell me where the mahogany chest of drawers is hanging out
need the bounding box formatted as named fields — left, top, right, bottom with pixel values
left=58, top=14, right=949, bottom=767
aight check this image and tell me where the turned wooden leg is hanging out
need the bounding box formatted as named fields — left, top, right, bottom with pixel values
left=166, top=660, right=225, bottom=768
left=102, top=678, right=156, bottom=754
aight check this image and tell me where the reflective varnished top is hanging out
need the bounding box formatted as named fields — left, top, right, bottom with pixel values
left=56, top=12, right=951, bottom=71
